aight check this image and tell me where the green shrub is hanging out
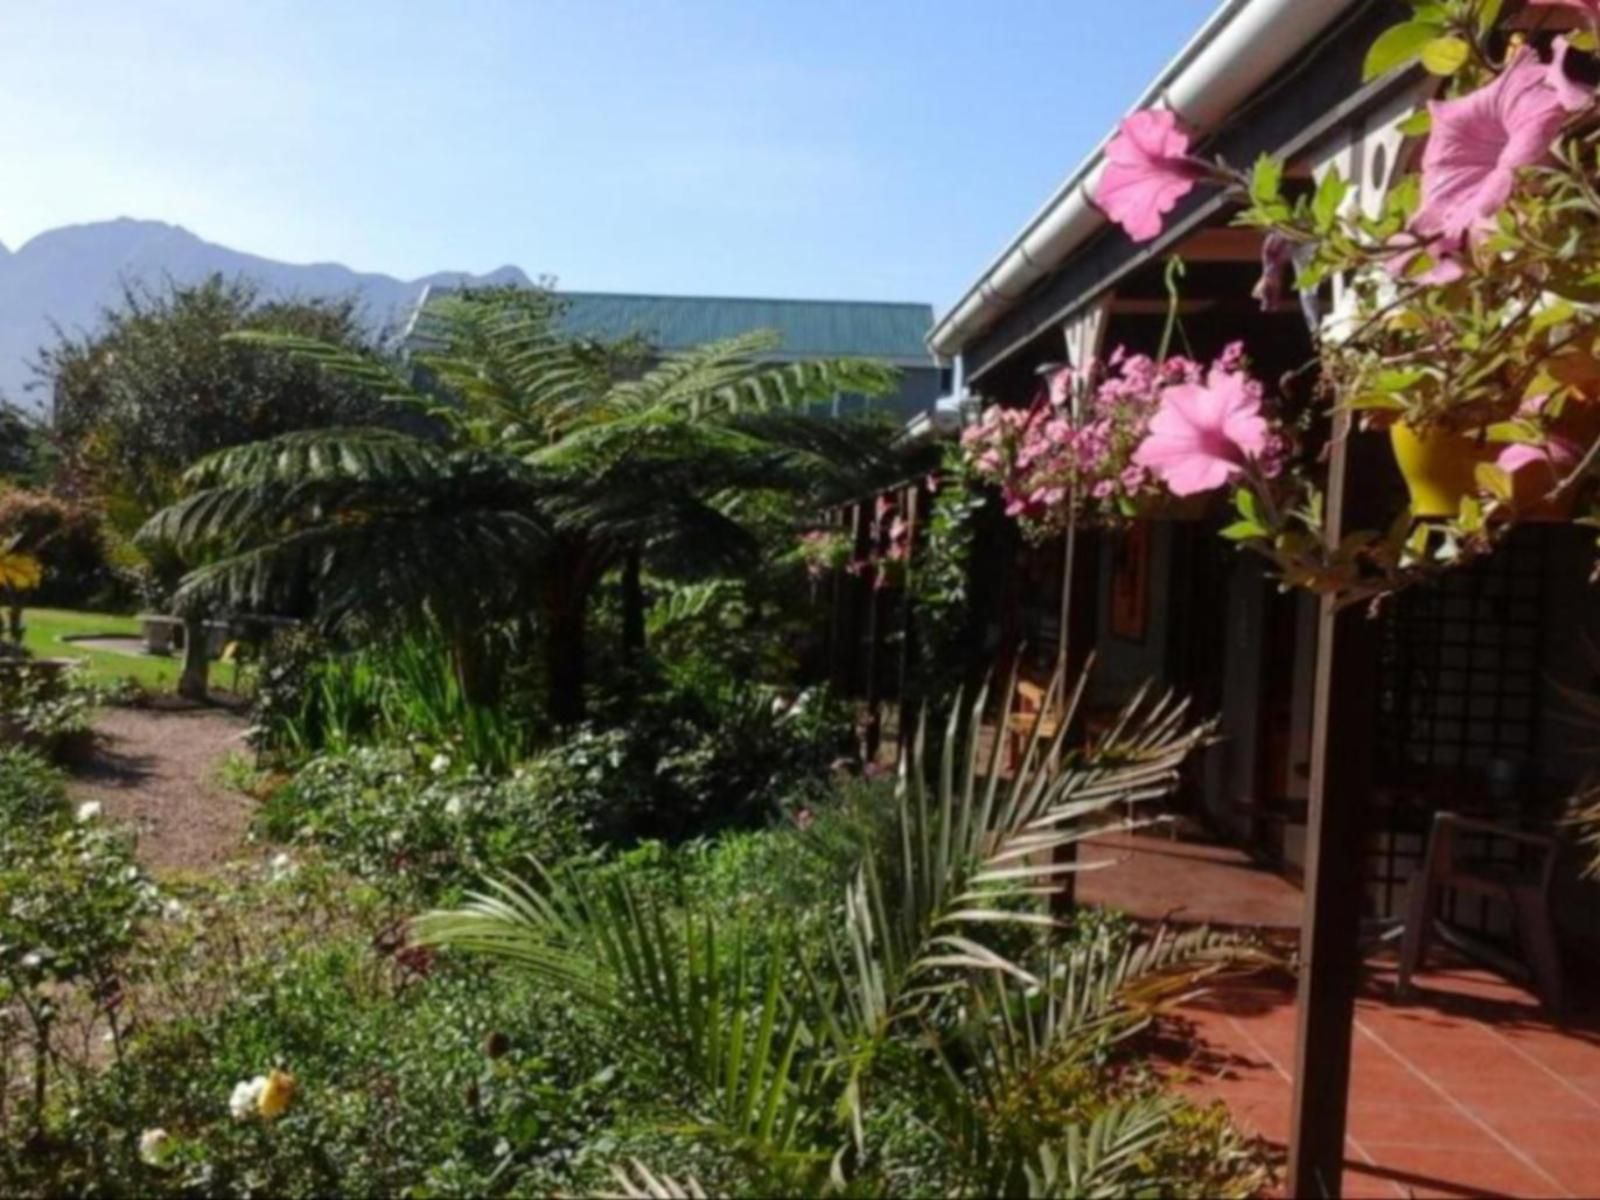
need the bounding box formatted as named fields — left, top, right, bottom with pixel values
left=0, top=748, right=158, bottom=1152
left=6, top=862, right=632, bottom=1198
left=0, top=666, right=98, bottom=763
left=255, top=747, right=590, bottom=901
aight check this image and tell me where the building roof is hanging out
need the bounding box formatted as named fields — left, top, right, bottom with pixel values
left=557, top=292, right=936, bottom=367
left=928, top=0, right=1369, bottom=359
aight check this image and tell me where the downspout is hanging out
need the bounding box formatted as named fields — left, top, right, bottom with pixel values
left=928, top=0, right=1366, bottom=359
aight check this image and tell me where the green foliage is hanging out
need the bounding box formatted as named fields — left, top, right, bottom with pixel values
left=415, top=667, right=1269, bottom=1196
left=42, top=276, right=384, bottom=522
left=255, top=747, right=591, bottom=902
left=0, top=664, right=100, bottom=763
left=141, top=288, right=914, bottom=725
left=0, top=488, right=124, bottom=610
left=251, top=623, right=539, bottom=773
left=0, top=748, right=157, bottom=1151
left=4, top=861, right=630, bottom=1197
left=908, top=449, right=984, bottom=706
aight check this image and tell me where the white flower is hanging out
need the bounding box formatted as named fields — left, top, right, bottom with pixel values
left=268, top=852, right=296, bottom=882
left=429, top=753, right=451, bottom=775
left=139, top=1127, right=173, bottom=1166
left=75, top=801, right=102, bottom=822
left=229, top=1076, right=267, bottom=1121
left=20, top=951, right=43, bottom=969
left=162, top=898, right=187, bottom=921
left=443, top=795, right=464, bottom=818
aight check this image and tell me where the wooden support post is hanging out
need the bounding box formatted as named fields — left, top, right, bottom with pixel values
left=895, top=485, right=922, bottom=757
left=1287, top=413, right=1386, bottom=1198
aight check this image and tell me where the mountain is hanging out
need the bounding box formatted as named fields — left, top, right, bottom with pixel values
left=0, top=218, right=532, bottom=412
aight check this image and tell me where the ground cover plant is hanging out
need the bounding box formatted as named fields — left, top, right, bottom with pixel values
left=1, top=668, right=1273, bottom=1198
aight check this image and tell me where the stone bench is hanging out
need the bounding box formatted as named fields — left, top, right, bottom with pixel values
left=139, top=614, right=184, bottom=656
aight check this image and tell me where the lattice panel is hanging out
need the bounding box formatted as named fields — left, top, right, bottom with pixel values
left=1371, top=529, right=1553, bottom=932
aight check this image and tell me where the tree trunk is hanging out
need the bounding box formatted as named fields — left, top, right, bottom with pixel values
left=178, top=617, right=210, bottom=701
left=545, top=602, right=587, bottom=725
left=450, top=624, right=503, bottom=709
left=621, top=550, right=645, bottom=666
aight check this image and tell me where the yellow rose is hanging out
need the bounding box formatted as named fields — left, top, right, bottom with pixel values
left=257, top=1069, right=297, bottom=1120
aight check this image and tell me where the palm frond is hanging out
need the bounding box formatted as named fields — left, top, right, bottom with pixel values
left=414, top=871, right=828, bottom=1173
left=1025, top=1101, right=1175, bottom=1199
left=223, top=331, right=421, bottom=401
left=607, top=1161, right=712, bottom=1200
left=180, top=428, right=447, bottom=489
left=822, top=667, right=1217, bottom=1045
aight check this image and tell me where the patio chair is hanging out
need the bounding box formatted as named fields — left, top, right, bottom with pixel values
left=1397, top=812, right=1564, bottom=1011
left=1005, top=678, right=1064, bottom=770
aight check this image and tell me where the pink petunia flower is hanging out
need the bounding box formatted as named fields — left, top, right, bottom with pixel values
left=1548, top=37, right=1596, bottom=113
left=1413, top=50, right=1570, bottom=242
left=1046, top=366, right=1074, bottom=408
left=1497, top=436, right=1580, bottom=477
left=1384, top=232, right=1468, bottom=286
left=1132, top=366, right=1271, bottom=496
left=1094, top=109, right=1202, bottom=243
left=1528, top=0, right=1600, bottom=28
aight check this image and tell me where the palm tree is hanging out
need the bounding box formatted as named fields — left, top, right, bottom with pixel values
left=414, top=666, right=1271, bottom=1196
left=139, top=289, right=912, bottom=722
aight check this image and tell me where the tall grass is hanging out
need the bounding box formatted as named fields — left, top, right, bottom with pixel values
left=276, top=625, right=533, bottom=773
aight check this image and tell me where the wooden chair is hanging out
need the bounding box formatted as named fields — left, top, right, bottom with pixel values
left=1397, top=812, right=1565, bottom=1011
left=1005, top=678, right=1065, bottom=770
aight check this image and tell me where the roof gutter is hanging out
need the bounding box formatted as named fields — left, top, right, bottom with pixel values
left=928, top=0, right=1367, bottom=359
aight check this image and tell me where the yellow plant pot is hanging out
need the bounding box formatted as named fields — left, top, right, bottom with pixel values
left=1390, top=422, right=1489, bottom=519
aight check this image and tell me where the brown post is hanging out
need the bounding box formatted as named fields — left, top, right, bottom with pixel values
left=1287, top=413, right=1385, bottom=1198
left=895, top=485, right=922, bottom=755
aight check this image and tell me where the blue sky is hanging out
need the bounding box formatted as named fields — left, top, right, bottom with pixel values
left=0, top=0, right=1215, bottom=315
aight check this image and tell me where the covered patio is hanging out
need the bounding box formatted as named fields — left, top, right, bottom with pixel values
left=1077, top=823, right=1600, bottom=1196
left=913, top=3, right=1600, bottom=1192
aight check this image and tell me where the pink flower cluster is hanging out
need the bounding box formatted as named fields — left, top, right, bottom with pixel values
left=962, top=344, right=1285, bottom=536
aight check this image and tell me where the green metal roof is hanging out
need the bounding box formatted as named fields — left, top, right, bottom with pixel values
left=556, top=292, right=936, bottom=367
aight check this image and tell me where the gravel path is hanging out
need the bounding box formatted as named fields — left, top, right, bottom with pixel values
left=69, top=706, right=256, bottom=874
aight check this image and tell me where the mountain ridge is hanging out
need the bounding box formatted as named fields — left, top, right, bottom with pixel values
left=0, top=217, right=533, bottom=411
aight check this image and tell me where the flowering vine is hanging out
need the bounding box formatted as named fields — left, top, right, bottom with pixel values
left=1063, top=0, right=1600, bottom=601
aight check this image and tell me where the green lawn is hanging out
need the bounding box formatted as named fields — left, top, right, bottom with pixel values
left=19, top=608, right=181, bottom=691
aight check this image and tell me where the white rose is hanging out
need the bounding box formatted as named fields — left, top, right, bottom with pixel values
left=139, top=1127, right=172, bottom=1166
left=229, top=1076, right=267, bottom=1121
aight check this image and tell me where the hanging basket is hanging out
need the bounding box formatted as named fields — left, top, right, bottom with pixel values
left=1389, top=422, right=1490, bottom=520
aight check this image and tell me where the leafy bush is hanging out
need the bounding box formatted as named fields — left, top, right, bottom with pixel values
left=0, top=749, right=158, bottom=1151
left=0, top=488, right=125, bottom=610
left=417, top=673, right=1273, bottom=1197
left=0, top=665, right=99, bottom=763
left=255, top=747, right=590, bottom=901
left=5, top=858, right=629, bottom=1197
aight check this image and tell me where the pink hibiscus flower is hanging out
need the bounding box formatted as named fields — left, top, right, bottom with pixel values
left=1413, top=50, right=1570, bottom=242
left=1132, top=367, right=1270, bottom=496
left=1094, top=109, right=1201, bottom=243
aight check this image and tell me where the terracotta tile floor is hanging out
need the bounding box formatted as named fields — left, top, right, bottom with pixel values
left=1168, top=959, right=1600, bottom=1198
left=1078, top=822, right=1600, bottom=1196
left=1077, top=825, right=1304, bottom=930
